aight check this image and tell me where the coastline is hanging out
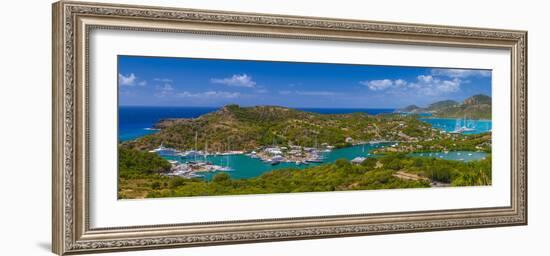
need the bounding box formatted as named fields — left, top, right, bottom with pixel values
left=119, top=105, right=493, bottom=181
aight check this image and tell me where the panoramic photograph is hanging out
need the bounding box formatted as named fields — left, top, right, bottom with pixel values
left=117, top=55, right=492, bottom=199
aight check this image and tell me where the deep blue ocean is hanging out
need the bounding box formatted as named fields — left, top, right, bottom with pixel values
left=119, top=106, right=218, bottom=141
left=118, top=106, right=396, bottom=141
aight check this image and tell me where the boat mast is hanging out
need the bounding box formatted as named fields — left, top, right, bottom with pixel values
left=227, top=139, right=230, bottom=167
left=225, top=143, right=227, bottom=167
left=204, top=141, right=208, bottom=162
left=194, top=131, right=198, bottom=162
left=314, top=136, right=318, bottom=149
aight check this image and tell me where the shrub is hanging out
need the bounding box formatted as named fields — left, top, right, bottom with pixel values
left=169, top=177, right=186, bottom=188
left=150, top=181, right=161, bottom=190
left=213, top=172, right=231, bottom=183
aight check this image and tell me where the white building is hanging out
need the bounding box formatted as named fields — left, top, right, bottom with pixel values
left=264, top=147, right=283, bottom=155
left=351, top=157, right=366, bottom=164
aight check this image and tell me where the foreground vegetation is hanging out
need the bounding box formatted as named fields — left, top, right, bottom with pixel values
left=118, top=147, right=172, bottom=179
left=118, top=148, right=491, bottom=199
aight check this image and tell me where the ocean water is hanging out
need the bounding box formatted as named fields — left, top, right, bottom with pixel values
left=163, top=145, right=488, bottom=181
left=118, top=106, right=396, bottom=141
left=420, top=118, right=492, bottom=135
left=119, top=106, right=217, bottom=141
left=409, top=151, right=487, bottom=162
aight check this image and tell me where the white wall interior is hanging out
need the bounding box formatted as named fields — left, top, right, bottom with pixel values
left=0, top=0, right=546, bottom=255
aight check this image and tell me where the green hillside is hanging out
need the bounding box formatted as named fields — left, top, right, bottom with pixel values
left=397, top=94, right=491, bottom=119
left=122, top=104, right=438, bottom=152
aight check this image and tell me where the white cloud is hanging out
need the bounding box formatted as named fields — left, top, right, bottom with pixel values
left=431, top=68, right=491, bottom=78
left=118, top=73, right=137, bottom=86
left=437, top=80, right=461, bottom=93
left=176, top=91, right=240, bottom=99
left=361, top=75, right=461, bottom=96
left=409, top=75, right=461, bottom=95
left=360, top=79, right=395, bottom=91
left=417, top=75, right=433, bottom=84
left=154, top=83, right=174, bottom=97
left=394, top=79, right=407, bottom=87
left=210, top=74, right=256, bottom=88
left=159, top=83, right=174, bottom=91
left=154, top=78, right=173, bottom=83
left=152, top=77, right=240, bottom=99
left=118, top=73, right=147, bottom=86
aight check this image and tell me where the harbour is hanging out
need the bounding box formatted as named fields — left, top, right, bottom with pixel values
left=153, top=143, right=487, bottom=181
left=419, top=117, right=492, bottom=135
left=158, top=142, right=391, bottom=180
left=122, top=107, right=492, bottom=181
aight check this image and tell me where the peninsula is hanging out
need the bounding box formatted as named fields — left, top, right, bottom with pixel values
left=397, top=94, right=492, bottom=119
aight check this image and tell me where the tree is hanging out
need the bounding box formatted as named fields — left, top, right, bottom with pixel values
left=151, top=181, right=161, bottom=189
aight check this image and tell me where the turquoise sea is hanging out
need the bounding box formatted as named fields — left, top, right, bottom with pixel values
left=419, top=118, right=492, bottom=134
left=163, top=145, right=488, bottom=181
left=163, top=143, right=390, bottom=180
left=409, top=151, right=487, bottom=162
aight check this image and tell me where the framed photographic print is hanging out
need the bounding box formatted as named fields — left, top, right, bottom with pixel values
left=52, top=1, right=527, bottom=255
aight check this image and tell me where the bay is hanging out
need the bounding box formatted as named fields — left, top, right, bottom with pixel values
left=419, top=118, right=492, bottom=134
left=409, top=151, right=487, bottom=162
left=163, top=143, right=391, bottom=180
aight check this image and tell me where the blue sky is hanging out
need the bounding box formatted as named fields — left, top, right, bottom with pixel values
left=118, top=55, right=492, bottom=108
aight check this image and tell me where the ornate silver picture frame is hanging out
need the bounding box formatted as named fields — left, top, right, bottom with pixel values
left=52, top=1, right=527, bottom=255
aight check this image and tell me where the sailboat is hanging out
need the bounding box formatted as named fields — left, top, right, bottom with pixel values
left=204, top=141, right=208, bottom=162
left=149, top=143, right=177, bottom=156
left=461, top=115, right=476, bottom=132
left=449, top=119, right=464, bottom=134
left=450, top=115, right=476, bottom=134
left=148, top=143, right=165, bottom=153
left=218, top=140, right=233, bottom=171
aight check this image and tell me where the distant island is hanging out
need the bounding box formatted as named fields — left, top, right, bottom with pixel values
left=396, top=94, right=491, bottom=120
